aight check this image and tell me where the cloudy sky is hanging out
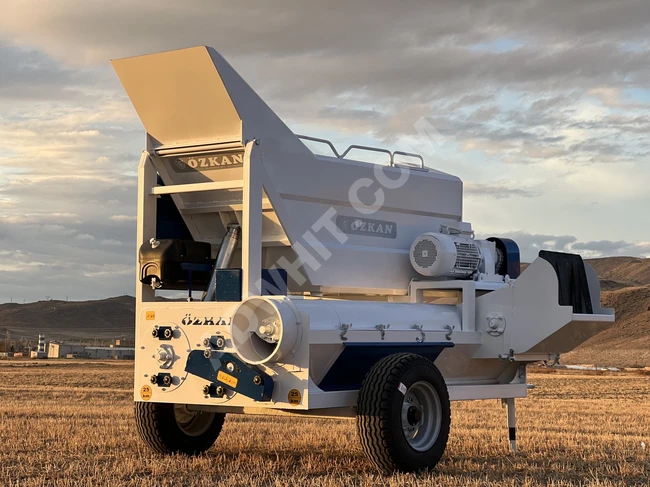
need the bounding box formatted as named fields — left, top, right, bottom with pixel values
left=1, top=1, right=649, bottom=302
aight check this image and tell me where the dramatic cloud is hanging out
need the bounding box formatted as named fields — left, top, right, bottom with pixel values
left=0, top=0, right=648, bottom=301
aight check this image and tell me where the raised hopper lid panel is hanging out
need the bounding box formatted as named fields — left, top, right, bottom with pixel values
left=111, top=46, right=242, bottom=147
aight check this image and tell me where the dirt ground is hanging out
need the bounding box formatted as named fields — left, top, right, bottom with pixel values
left=1, top=361, right=649, bottom=486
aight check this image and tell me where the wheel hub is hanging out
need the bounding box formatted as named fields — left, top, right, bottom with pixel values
left=173, top=404, right=215, bottom=437
left=407, top=406, right=422, bottom=425
left=401, top=381, right=443, bottom=452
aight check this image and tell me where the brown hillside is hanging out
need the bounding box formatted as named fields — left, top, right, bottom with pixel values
left=563, top=285, right=650, bottom=367
left=0, top=296, right=135, bottom=344
left=585, top=256, right=650, bottom=287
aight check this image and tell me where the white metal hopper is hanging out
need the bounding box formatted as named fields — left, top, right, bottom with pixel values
left=113, top=46, right=615, bottom=474
left=113, top=46, right=462, bottom=296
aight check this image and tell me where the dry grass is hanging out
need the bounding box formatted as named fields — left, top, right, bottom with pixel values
left=1, top=361, right=649, bottom=486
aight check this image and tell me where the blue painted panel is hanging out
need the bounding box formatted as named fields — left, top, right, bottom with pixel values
left=156, top=175, right=193, bottom=240
left=261, top=269, right=288, bottom=295
left=185, top=350, right=274, bottom=401
left=488, top=237, right=521, bottom=278
left=215, top=269, right=243, bottom=302
left=318, top=342, right=454, bottom=392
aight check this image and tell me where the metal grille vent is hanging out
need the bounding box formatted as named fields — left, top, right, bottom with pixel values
left=413, top=239, right=438, bottom=268
left=454, top=242, right=481, bottom=271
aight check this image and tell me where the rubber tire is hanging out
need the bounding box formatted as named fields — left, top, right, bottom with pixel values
left=135, top=402, right=226, bottom=455
left=356, top=353, right=451, bottom=474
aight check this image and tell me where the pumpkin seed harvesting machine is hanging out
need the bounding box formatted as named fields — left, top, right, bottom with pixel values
left=112, top=46, right=615, bottom=474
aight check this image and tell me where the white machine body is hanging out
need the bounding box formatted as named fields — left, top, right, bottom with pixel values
left=113, top=46, right=615, bottom=417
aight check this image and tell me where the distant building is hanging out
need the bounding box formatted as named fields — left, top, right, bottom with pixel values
left=47, top=342, right=87, bottom=358
left=47, top=341, right=134, bottom=359
left=84, top=347, right=135, bottom=360
left=31, top=335, right=48, bottom=358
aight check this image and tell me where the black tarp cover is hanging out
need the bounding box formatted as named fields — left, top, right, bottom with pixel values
left=538, top=250, right=593, bottom=315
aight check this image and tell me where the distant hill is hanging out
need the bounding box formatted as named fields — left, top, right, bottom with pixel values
left=1, top=256, right=649, bottom=366
left=0, top=296, right=135, bottom=345
left=585, top=256, right=650, bottom=288
left=562, top=285, right=650, bottom=367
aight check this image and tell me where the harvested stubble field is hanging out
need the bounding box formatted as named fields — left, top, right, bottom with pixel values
left=1, top=361, right=649, bottom=487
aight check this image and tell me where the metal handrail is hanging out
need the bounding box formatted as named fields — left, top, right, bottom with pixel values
left=393, top=151, right=425, bottom=169
left=297, top=134, right=426, bottom=169
left=296, top=135, right=341, bottom=158
left=340, top=144, right=393, bottom=165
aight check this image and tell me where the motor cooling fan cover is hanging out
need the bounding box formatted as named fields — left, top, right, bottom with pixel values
left=410, top=233, right=481, bottom=277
